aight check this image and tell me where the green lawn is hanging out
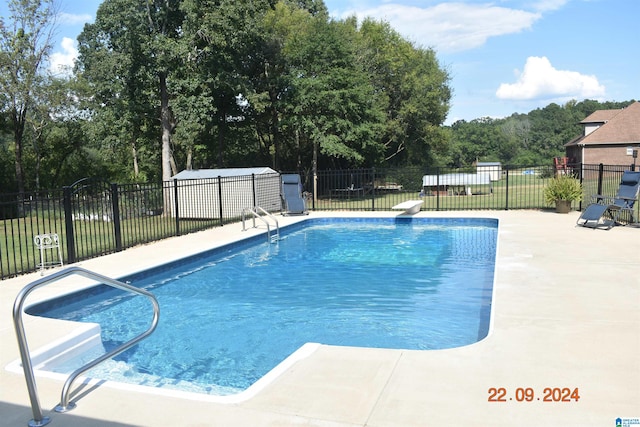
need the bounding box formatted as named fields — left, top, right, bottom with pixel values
left=0, top=213, right=219, bottom=278
left=314, top=174, right=555, bottom=211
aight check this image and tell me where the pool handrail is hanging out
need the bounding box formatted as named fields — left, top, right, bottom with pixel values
left=12, top=266, right=160, bottom=426
left=241, top=206, right=279, bottom=243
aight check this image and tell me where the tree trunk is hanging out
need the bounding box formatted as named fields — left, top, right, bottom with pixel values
left=131, top=137, right=140, bottom=179
left=313, top=139, right=318, bottom=206
left=159, top=72, right=176, bottom=218
left=269, top=89, right=280, bottom=170
left=296, top=127, right=301, bottom=171
left=159, top=72, right=175, bottom=181
left=32, top=119, right=45, bottom=191
left=13, top=109, right=26, bottom=198
left=186, top=147, right=193, bottom=170
left=218, top=114, right=224, bottom=167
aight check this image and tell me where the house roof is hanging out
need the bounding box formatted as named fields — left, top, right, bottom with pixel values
left=172, top=167, right=278, bottom=179
left=566, top=101, right=640, bottom=147
left=579, top=109, right=622, bottom=124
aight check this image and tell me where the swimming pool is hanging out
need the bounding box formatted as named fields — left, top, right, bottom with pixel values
left=27, top=217, right=497, bottom=396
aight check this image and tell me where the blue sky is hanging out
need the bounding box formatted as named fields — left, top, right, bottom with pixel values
left=7, top=0, right=639, bottom=124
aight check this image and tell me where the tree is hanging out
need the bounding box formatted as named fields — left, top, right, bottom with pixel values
left=76, top=2, right=157, bottom=182
left=357, top=19, right=451, bottom=167
left=76, top=0, right=184, bottom=182
left=0, top=0, right=57, bottom=195
left=448, top=117, right=515, bottom=167
left=258, top=4, right=387, bottom=171
left=285, top=15, right=386, bottom=169
left=36, top=76, right=109, bottom=187
left=0, top=111, right=16, bottom=191
left=179, top=0, right=275, bottom=169
left=249, top=0, right=306, bottom=170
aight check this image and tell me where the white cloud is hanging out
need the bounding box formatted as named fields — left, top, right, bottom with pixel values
left=338, top=3, right=541, bottom=52
left=49, top=37, right=78, bottom=76
left=58, top=12, right=93, bottom=26
left=531, top=0, right=570, bottom=12
left=495, top=56, right=606, bottom=100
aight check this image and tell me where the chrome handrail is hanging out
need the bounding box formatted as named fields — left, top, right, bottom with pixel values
left=254, top=206, right=279, bottom=242
left=13, top=266, right=160, bottom=426
left=241, top=206, right=279, bottom=243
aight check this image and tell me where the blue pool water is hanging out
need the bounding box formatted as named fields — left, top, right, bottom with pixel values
left=29, top=217, right=497, bottom=395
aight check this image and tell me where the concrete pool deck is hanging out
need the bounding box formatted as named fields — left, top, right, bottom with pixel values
left=1, top=210, right=638, bottom=426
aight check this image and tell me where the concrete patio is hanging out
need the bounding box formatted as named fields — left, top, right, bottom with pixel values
left=1, top=210, right=638, bottom=427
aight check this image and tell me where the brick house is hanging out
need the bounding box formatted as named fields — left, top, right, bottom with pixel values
left=565, top=101, right=640, bottom=166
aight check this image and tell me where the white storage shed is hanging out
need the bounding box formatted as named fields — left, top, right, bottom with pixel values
left=168, top=167, right=281, bottom=219
left=475, top=162, right=502, bottom=181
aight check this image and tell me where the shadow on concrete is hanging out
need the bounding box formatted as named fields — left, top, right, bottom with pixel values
left=1, top=401, right=136, bottom=427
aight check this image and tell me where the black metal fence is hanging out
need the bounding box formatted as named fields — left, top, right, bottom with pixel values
left=300, top=163, right=634, bottom=212
left=1, top=173, right=281, bottom=279
left=1, top=164, right=636, bottom=279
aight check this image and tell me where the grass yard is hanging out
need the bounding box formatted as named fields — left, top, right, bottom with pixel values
left=314, top=174, right=556, bottom=211
left=0, top=213, right=220, bottom=277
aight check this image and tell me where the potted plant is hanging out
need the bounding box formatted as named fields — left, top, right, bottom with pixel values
left=543, top=174, right=583, bottom=213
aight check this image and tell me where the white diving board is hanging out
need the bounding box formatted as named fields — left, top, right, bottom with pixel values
left=392, top=200, right=423, bottom=214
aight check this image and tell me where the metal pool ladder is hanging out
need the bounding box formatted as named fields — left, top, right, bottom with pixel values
left=13, top=266, right=160, bottom=427
left=242, top=206, right=280, bottom=243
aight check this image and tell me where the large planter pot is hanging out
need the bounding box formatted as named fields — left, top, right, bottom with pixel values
left=555, top=200, right=572, bottom=213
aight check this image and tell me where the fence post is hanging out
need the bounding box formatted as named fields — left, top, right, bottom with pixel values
left=436, top=170, right=440, bottom=211
left=251, top=174, right=257, bottom=208
left=504, top=167, right=509, bottom=210
left=173, top=179, right=180, bottom=236
left=313, top=168, right=318, bottom=210
left=578, top=163, right=584, bottom=211
left=371, top=168, right=375, bottom=211
left=596, top=163, right=604, bottom=202
left=110, top=183, right=123, bottom=251
left=62, top=186, right=76, bottom=264
left=217, top=176, right=224, bottom=226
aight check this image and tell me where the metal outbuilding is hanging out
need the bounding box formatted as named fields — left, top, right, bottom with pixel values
left=475, top=162, right=502, bottom=181
left=168, top=167, right=281, bottom=219
left=422, top=173, right=492, bottom=196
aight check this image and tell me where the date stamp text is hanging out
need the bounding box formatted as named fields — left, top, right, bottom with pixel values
left=488, top=387, right=580, bottom=402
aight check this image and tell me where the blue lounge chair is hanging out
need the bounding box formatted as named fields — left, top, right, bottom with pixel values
left=577, top=170, right=640, bottom=229
left=281, top=174, right=308, bottom=215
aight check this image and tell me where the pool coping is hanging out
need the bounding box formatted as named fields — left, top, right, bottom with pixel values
left=1, top=210, right=639, bottom=426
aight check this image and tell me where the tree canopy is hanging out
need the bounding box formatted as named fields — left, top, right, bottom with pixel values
left=0, top=0, right=57, bottom=193
left=72, top=0, right=452, bottom=182
left=445, top=99, right=635, bottom=167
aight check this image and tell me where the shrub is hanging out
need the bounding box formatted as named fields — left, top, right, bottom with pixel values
left=543, top=175, right=583, bottom=205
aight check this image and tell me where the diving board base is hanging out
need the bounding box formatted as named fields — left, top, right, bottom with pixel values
left=392, top=200, right=423, bottom=215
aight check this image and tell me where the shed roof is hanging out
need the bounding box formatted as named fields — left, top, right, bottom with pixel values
left=172, top=167, right=278, bottom=180
left=423, top=173, right=491, bottom=186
